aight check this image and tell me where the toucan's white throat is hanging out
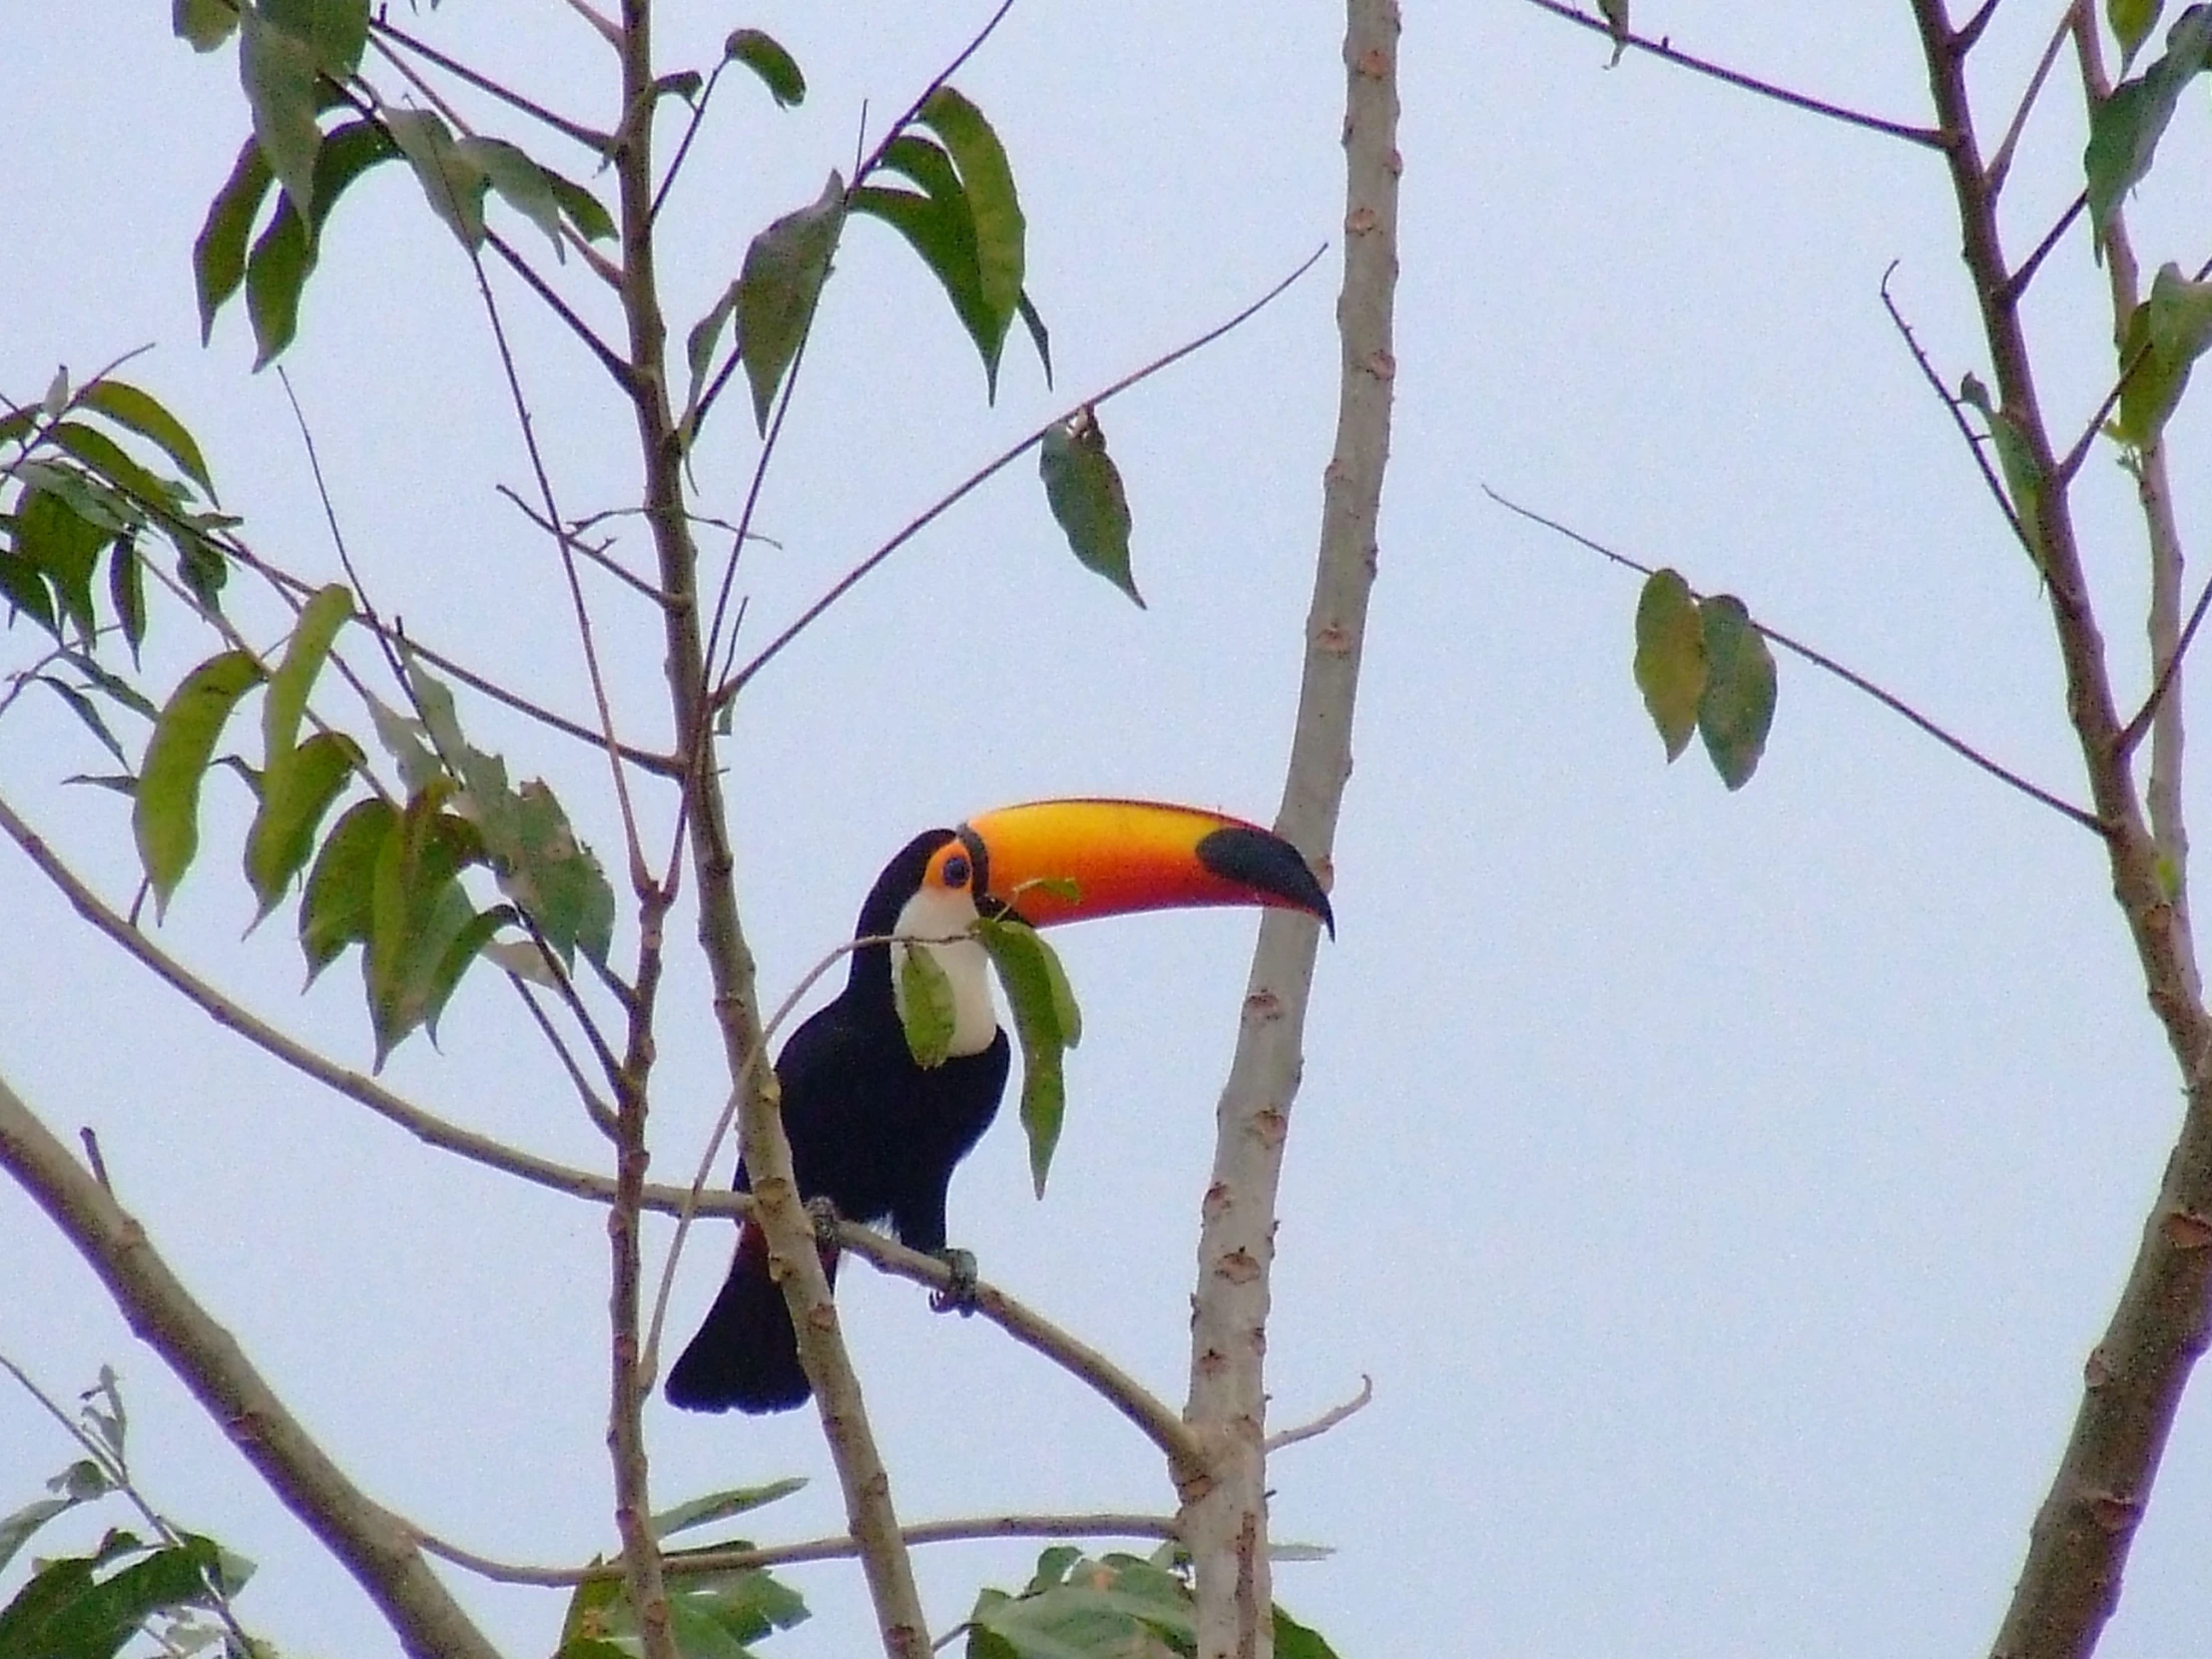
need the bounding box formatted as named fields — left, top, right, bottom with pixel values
left=889, top=883, right=998, bottom=1058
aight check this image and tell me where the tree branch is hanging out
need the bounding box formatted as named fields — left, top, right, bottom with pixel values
left=1482, top=485, right=2104, bottom=832
left=1513, top=0, right=1945, bottom=149
left=1181, top=7, right=1393, bottom=1657
left=416, top=1510, right=1180, bottom=1587
left=1905, top=9, right=2212, bottom=1656
left=717, top=245, right=1327, bottom=704
left=0, top=1072, right=502, bottom=1659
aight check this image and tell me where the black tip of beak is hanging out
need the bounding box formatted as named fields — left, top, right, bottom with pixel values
left=1195, top=826, right=1336, bottom=938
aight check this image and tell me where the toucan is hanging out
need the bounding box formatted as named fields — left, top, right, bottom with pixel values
left=665, top=798, right=1334, bottom=1413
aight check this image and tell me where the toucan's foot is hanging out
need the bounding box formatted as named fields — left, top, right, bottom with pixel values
left=929, top=1247, right=979, bottom=1316
left=805, top=1196, right=844, bottom=1247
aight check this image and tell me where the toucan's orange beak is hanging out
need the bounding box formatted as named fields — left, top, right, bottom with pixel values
left=957, top=799, right=1334, bottom=936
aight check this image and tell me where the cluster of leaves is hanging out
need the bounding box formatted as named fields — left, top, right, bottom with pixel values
left=555, top=1479, right=809, bottom=1659
left=0, top=1369, right=259, bottom=1659
left=178, top=0, right=614, bottom=366
left=897, top=907, right=1085, bottom=1195
left=2084, top=5, right=2212, bottom=453
left=961, top=1547, right=1340, bottom=1659
left=0, top=371, right=235, bottom=775
left=1630, top=568, right=1778, bottom=791
left=132, top=602, right=615, bottom=1063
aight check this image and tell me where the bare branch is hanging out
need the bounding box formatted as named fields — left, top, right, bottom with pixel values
left=1264, top=1375, right=1375, bottom=1454
left=1183, top=10, right=1395, bottom=1655
left=0, top=1073, right=502, bottom=1659
left=852, top=0, right=1020, bottom=186
left=416, top=1510, right=1180, bottom=1587
left=1483, top=486, right=2105, bottom=832
left=1984, top=2, right=2075, bottom=196
left=496, top=485, right=674, bottom=607
left=1514, top=0, right=1945, bottom=149
left=1879, top=266, right=2034, bottom=551
left=718, top=245, right=1328, bottom=703
left=2001, top=192, right=2087, bottom=305
left=373, top=19, right=614, bottom=154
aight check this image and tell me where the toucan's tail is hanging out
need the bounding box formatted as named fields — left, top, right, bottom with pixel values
left=666, top=1222, right=835, bottom=1413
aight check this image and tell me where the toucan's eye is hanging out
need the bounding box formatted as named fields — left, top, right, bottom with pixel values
left=940, top=852, right=971, bottom=889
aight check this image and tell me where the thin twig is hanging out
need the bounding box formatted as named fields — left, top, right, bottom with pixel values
left=1264, top=1375, right=1375, bottom=1454
left=463, top=222, right=651, bottom=886
left=2120, top=570, right=2212, bottom=756
left=2001, top=192, right=2087, bottom=305
left=1483, top=486, right=2104, bottom=831
left=650, top=58, right=727, bottom=225
left=1985, top=1, right=2076, bottom=196
left=1878, top=265, right=2032, bottom=553
left=718, top=246, right=1328, bottom=703
left=494, top=484, right=674, bottom=606
left=1514, top=0, right=1945, bottom=149
left=373, top=19, right=614, bottom=154
left=852, top=0, right=1020, bottom=185
left=484, top=229, right=636, bottom=391
left=415, top=1510, right=1180, bottom=1587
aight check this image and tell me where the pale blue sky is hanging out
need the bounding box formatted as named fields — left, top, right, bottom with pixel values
left=6, top=5, right=2210, bottom=1656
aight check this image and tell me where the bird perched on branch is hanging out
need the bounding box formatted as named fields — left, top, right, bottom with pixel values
left=666, top=798, right=1333, bottom=1413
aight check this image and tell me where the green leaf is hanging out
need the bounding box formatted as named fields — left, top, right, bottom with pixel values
left=736, top=171, right=844, bottom=432
left=134, top=651, right=267, bottom=914
left=173, top=0, right=240, bottom=51
left=2111, top=0, right=2166, bottom=68
left=1632, top=567, right=1705, bottom=762
left=1016, top=291, right=1053, bottom=387
left=246, top=730, right=363, bottom=917
left=80, top=381, right=217, bottom=501
left=386, top=108, right=491, bottom=250
left=16, top=486, right=117, bottom=641
left=2084, top=4, right=2212, bottom=248
left=2116, top=261, right=2212, bottom=444
left=405, top=661, right=615, bottom=968
left=726, top=28, right=806, bottom=107
left=49, top=423, right=181, bottom=523
left=0, top=549, right=59, bottom=636
left=36, top=677, right=134, bottom=772
left=367, top=790, right=486, bottom=1063
left=262, top=0, right=370, bottom=79
left=1695, top=595, right=1778, bottom=792
left=0, top=1472, right=106, bottom=1580
left=425, top=901, right=513, bottom=1040
left=547, top=171, right=616, bottom=243
left=300, top=796, right=393, bottom=977
left=1272, top=1604, right=1345, bottom=1659
left=365, top=693, right=442, bottom=795
left=850, top=172, right=1001, bottom=388
left=239, top=5, right=325, bottom=219
left=107, top=539, right=147, bottom=659
left=917, top=88, right=1024, bottom=348
left=458, top=137, right=568, bottom=258
left=195, top=140, right=276, bottom=344
left=0, top=1531, right=220, bottom=1659
left=245, top=193, right=313, bottom=368
left=964, top=1553, right=1196, bottom=1659
left=174, top=528, right=230, bottom=612
left=977, top=918, right=1079, bottom=1196
left=653, top=1479, right=808, bottom=1541
left=1038, top=408, right=1141, bottom=607
left=898, top=944, right=958, bottom=1069
left=262, top=583, right=353, bottom=763
left=681, top=280, right=743, bottom=439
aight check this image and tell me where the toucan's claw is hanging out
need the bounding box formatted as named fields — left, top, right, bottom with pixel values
left=930, top=1247, right=979, bottom=1316
left=805, top=1195, right=845, bottom=1247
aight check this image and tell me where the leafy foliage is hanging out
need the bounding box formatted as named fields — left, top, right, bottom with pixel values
left=962, top=1547, right=1342, bottom=1659
left=735, top=171, right=847, bottom=432
left=1628, top=569, right=1778, bottom=791
left=2084, top=4, right=2212, bottom=249
left=553, top=1481, right=811, bottom=1659
left=2114, top=261, right=2212, bottom=446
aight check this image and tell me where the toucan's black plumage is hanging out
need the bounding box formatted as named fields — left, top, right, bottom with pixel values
left=666, top=830, right=1007, bottom=1413
left=666, top=800, right=1333, bottom=1415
